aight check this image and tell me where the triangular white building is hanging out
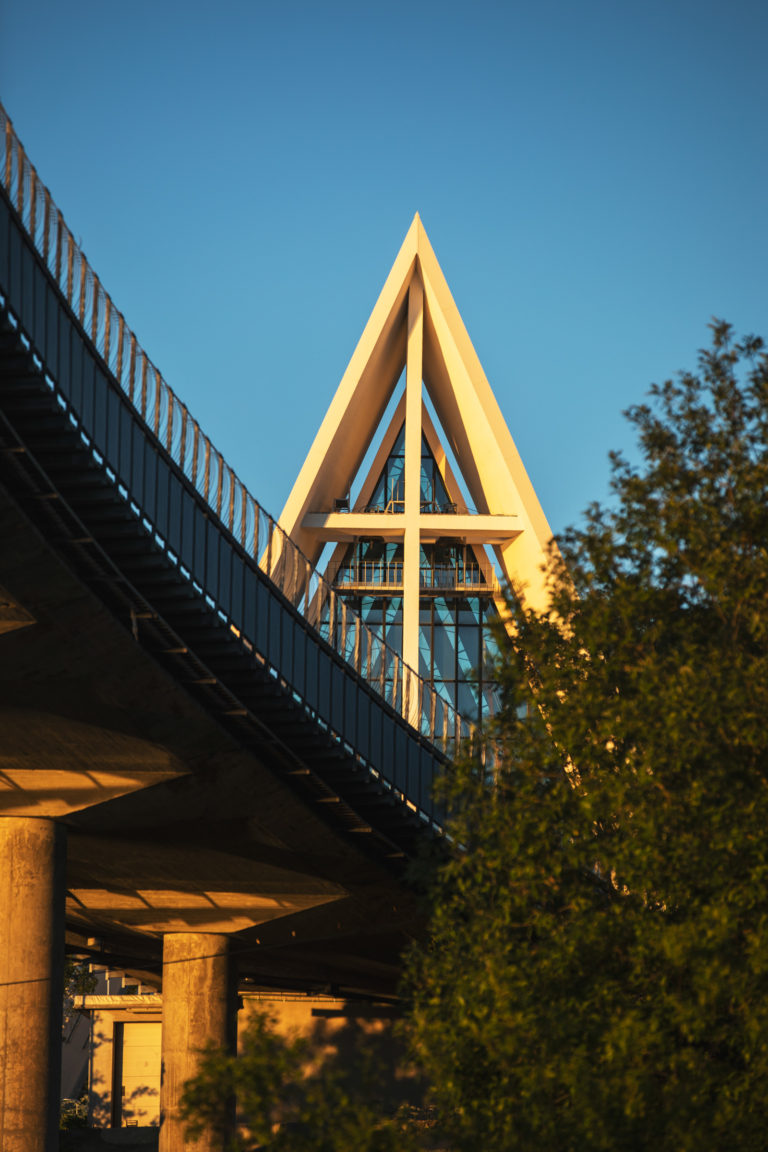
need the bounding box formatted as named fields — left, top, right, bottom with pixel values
left=280, top=215, right=554, bottom=721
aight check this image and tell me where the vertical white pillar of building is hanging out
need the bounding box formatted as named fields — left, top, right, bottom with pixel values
left=0, top=816, right=65, bottom=1152
left=402, top=272, right=424, bottom=721
left=159, top=932, right=234, bottom=1152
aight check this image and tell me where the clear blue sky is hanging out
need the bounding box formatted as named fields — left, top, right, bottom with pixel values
left=2, top=0, right=767, bottom=537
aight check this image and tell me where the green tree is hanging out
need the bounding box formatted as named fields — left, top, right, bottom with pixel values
left=62, top=957, right=96, bottom=1032
left=180, top=1011, right=422, bottom=1152
left=406, top=323, right=768, bottom=1151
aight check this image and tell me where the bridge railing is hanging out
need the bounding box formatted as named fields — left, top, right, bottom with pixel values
left=0, top=104, right=480, bottom=758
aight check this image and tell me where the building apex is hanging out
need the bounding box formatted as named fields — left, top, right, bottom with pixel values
left=279, top=219, right=556, bottom=613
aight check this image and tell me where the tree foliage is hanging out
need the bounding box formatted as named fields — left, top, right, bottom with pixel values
left=180, top=1011, right=422, bottom=1152
left=405, top=323, right=768, bottom=1151
left=62, top=956, right=96, bottom=1031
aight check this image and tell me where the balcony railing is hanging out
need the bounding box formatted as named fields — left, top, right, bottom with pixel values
left=358, top=498, right=459, bottom=514
left=421, top=563, right=491, bottom=591
left=328, top=560, right=499, bottom=594
left=330, top=560, right=404, bottom=589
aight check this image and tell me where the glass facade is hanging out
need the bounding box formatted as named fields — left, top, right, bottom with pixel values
left=326, top=430, right=502, bottom=723
left=366, top=425, right=406, bottom=512
left=419, top=433, right=456, bottom=513
left=364, top=430, right=458, bottom=514
left=327, top=590, right=502, bottom=724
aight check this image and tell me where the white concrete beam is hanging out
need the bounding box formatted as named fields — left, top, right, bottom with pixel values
left=302, top=512, right=522, bottom=543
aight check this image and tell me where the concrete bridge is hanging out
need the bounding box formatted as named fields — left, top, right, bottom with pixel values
left=0, top=108, right=472, bottom=1150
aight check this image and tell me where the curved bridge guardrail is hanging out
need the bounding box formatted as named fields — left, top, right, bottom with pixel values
left=0, top=108, right=499, bottom=838
left=0, top=102, right=479, bottom=760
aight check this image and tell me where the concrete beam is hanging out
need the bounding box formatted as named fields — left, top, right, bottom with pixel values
left=301, top=511, right=523, bottom=542
left=403, top=275, right=424, bottom=677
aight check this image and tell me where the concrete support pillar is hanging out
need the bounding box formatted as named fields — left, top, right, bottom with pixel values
left=0, top=817, right=65, bottom=1152
left=159, top=932, right=234, bottom=1152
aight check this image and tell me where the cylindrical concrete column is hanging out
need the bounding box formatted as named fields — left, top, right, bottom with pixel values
left=0, top=817, right=65, bottom=1152
left=159, top=932, right=234, bottom=1152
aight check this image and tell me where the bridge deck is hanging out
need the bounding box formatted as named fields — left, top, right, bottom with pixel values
left=0, top=176, right=456, bottom=848
left=0, top=121, right=468, bottom=993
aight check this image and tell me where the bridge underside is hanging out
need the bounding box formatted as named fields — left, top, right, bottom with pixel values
left=0, top=477, right=425, bottom=996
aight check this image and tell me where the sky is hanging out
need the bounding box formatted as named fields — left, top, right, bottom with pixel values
left=2, top=0, right=767, bottom=538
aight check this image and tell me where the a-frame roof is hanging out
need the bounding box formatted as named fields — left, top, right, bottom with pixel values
left=278, top=214, right=556, bottom=611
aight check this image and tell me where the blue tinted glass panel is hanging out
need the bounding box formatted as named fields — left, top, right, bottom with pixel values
left=433, top=679, right=456, bottom=709
left=457, top=679, right=480, bottom=718
left=432, top=598, right=455, bottom=681
left=482, top=622, right=501, bottom=678
left=418, top=601, right=431, bottom=677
